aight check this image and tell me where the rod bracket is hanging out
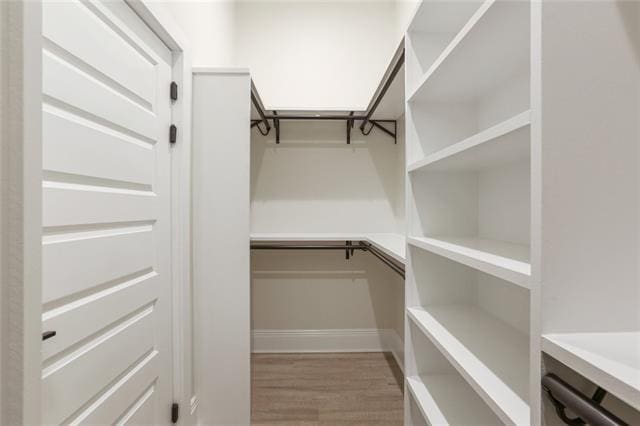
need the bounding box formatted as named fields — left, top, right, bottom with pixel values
left=346, top=112, right=355, bottom=144
left=361, top=120, right=397, bottom=144
left=273, top=111, right=280, bottom=144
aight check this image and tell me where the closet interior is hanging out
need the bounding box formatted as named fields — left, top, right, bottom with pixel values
left=191, top=0, right=639, bottom=424
left=7, top=0, right=639, bottom=424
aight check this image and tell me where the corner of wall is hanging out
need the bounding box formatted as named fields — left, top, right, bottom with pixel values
left=164, top=0, right=237, bottom=68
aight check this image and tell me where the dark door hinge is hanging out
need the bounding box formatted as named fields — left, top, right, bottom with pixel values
left=42, top=330, right=57, bottom=341
left=170, top=125, right=177, bottom=144
left=170, top=81, right=178, bottom=102
left=171, top=402, right=179, bottom=423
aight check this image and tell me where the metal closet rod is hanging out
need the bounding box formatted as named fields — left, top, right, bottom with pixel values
left=542, top=374, right=628, bottom=426
left=250, top=241, right=405, bottom=278
left=360, top=242, right=405, bottom=278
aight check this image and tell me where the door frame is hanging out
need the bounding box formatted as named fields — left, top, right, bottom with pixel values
left=1, top=1, right=196, bottom=423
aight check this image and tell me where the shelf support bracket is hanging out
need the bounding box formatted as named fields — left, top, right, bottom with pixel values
left=360, top=120, right=397, bottom=144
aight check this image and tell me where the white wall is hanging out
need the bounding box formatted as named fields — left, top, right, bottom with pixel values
left=1, top=2, right=42, bottom=424
left=163, top=0, right=236, bottom=67
left=234, top=0, right=401, bottom=110
left=252, top=250, right=403, bottom=333
left=250, top=119, right=406, bottom=356
left=166, top=0, right=416, bottom=107
left=251, top=121, right=405, bottom=233
left=395, top=0, right=420, bottom=41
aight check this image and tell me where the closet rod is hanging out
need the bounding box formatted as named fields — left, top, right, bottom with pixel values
left=251, top=244, right=365, bottom=250
left=542, top=374, right=628, bottom=426
left=359, top=242, right=405, bottom=278
left=250, top=241, right=405, bottom=278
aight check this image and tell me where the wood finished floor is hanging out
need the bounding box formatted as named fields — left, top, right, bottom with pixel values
left=251, top=352, right=404, bottom=425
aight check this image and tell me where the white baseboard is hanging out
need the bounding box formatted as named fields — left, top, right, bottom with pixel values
left=252, top=328, right=404, bottom=372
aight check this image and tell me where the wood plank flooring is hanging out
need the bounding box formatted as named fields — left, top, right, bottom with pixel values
left=251, top=352, right=404, bottom=425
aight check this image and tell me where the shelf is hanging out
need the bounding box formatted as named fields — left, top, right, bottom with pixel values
left=408, top=111, right=530, bottom=173
left=408, top=305, right=530, bottom=425
left=365, top=234, right=406, bottom=264
left=543, top=332, right=640, bottom=411
left=251, top=233, right=363, bottom=242
left=250, top=233, right=406, bottom=264
left=408, top=0, right=529, bottom=103
left=407, top=236, right=530, bottom=288
left=407, top=374, right=500, bottom=426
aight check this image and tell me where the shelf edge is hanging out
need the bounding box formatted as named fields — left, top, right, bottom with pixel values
left=407, top=236, right=531, bottom=289
left=407, top=110, right=531, bottom=173
left=407, top=307, right=531, bottom=426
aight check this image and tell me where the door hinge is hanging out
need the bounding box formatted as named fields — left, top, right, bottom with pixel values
left=170, top=125, right=177, bottom=144
left=171, top=402, right=179, bottom=423
left=42, top=330, right=57, bottom=341
left=170, top=81, right=178, bottom=102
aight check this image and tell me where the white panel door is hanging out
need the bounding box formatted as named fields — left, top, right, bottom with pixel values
left=41, top=1, right=173, bottom=424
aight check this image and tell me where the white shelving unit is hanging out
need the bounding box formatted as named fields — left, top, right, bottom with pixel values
left=535, top=3, right=640, bottom=422
left=404, top=0, right=537, bottom=424
left=405, top=1, right=640, bottom=424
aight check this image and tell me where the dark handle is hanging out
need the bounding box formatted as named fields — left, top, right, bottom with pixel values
left=42, top=331, right=56, bottom=341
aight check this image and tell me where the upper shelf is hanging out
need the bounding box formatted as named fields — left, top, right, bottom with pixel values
left=251, top=39, right=405, bottom=122
left=542, top=332, right=640, bottom=411
left=408, top=0, right=530, bottom=103
left=250, top=233, right=406, bottom=264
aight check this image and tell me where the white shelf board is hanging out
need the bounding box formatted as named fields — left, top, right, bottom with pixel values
left=408, top=305, right=530, bottom=425
left=407, top=374, right=500, bottom=426
left=408, top=0, right=529, bottom=103
left=251, top=233, right=363, bottom=242
left=543, top=332, right=640, bottom=411
left=408, top=110, right=531, bottom=173
left=250, top=233, right=406, bottom=264
left=366, top=233, right=406, bottom=264
left=407, top=236, right=530, bottom=288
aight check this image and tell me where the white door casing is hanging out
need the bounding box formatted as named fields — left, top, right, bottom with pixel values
left=41, top=1, right=173, bottom=424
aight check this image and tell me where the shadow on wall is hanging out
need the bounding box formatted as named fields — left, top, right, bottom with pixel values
left=250, top=249, right=403, bottom=333
left=250, top=120, right=405, bottom=233
left=251, top=120, right=400, bottom=201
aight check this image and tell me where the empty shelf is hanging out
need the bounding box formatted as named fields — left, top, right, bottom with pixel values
left=409, top=0, right=530, bottom=103
left=407, top=374, right=500, bottom=426
left=250, top=233, right=364, bottom=242
left=366, top=234, right=406, bottom=264
left=408, top=111, right=531, bottom=173
left=408, top=305, right=530, bottom=425
left=407, top=236, right=530, bottom=288
left=543, top=332, right=640, bottom=411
